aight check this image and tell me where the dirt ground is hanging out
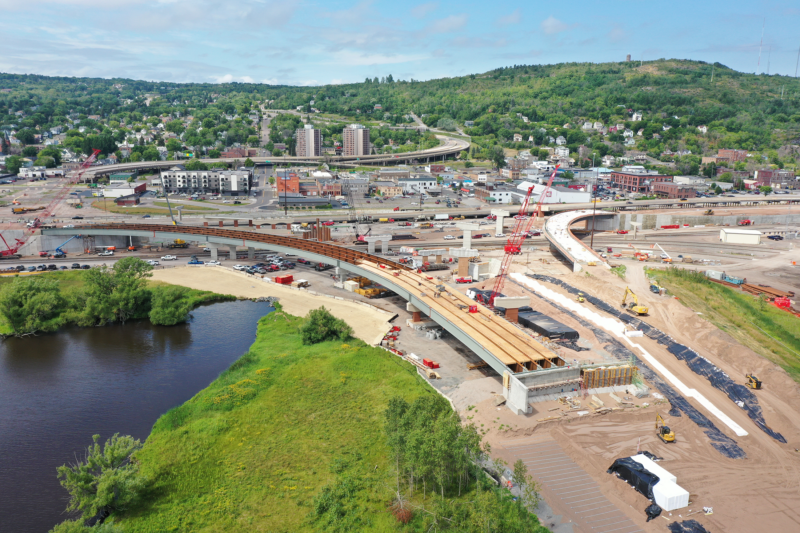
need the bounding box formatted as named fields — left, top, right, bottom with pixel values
left=463, top=260, right=800, bottom=532
left=150, top=266, right=396, bottom=344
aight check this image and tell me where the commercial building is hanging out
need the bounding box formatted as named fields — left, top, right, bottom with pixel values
left=516, top=182, right=591, bottom=203
left=720, top=228, right=761, bottom=245
left=277, top=193, right=331, bottom=207
left=339, top=177, right=369, bottom=198
left=474, top=188, right=513, bottom=204
left=398, top=176, right=437, bottom=194
left=651, top=182, right=697, bottom=199
left=610, top=172, right=673, bottom=193
left=296, top=125, right=321, bottom=157
left=377, top=168, right=410, bottom=182
left=159, top=168, right=251, bottom=196
left=753, top=169, right=797, bottom=189
left=109, top=171, right=137, bottom=182
left=343, top=124, right=370, bottom=156
left=102, top=182, right=146, bottom=198
left=220, top=147, right=257, bottom=158
left=717, top=149, right=747, bottom=163
left=373, top=181, right=402, bottom=197
left=276, top=170, right=300, bottom=194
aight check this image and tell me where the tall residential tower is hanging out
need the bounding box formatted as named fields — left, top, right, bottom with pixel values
left=343, top=124, right=370, bottom=156
left=295, top=124, right=321, bottom=157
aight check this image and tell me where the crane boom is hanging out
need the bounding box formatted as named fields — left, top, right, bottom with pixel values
left=0, top=149, right=100, bottom=259
left=488, top=165, right=559, bottom=305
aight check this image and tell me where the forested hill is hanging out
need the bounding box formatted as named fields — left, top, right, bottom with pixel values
left=1, top=59, right=799, bottom=161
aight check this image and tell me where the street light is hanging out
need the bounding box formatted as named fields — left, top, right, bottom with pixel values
left=590, top=152, right=598, bottom=251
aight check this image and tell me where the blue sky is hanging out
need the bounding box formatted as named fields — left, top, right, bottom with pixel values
left=1, top=0, right=799, bottom=85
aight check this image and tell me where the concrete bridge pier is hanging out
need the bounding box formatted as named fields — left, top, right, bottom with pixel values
left=449, top=248, right=480, bottom=278
left=248, top=247, right=255, bottom=259
left=455, top=222, right=482, bottom=250
left=491, top=208, right=510, bottom=235
left=229, top=245, right=238, bottom=261
left=365, top=235, right=392, bottom=254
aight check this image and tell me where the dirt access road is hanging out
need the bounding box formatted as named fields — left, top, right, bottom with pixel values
left=151, top=267, right=396, bottom=344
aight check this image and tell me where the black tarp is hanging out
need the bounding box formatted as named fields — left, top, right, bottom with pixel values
left=607, top=458, right=660, bottom=501
left=518, top=310, right=579, bottom=340
left=513, top=275, right=747, bottom=460
left=645, top=503, right=662, bottom=522
left=525, top=274, right=786, bottom=445
left=667, top=519, right=712, bottom=533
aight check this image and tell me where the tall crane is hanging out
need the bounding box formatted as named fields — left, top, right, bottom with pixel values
left=654, top=243, right=672, bottom=263
left=488, top=165, right=559, bottom=305
left=1, top=149, right=100, bottom=259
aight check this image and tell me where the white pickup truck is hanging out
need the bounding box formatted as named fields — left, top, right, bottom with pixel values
left=160, top=255, right=177, bottom=261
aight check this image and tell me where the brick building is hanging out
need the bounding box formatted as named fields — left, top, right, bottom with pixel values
left=317, top=179, right=342, bottom=196
left=717, top=149, right=747, bottom=163
left=220, top=147, right=256, bottom=158
left=609, top=172, right=673, bottom=192
left=651, top=182, right=697, bottom=199
left=373, top=181, right=402, bottom=197
left=276, top=171, right=299, bottom=194
left=753, top=169, right=797, bottom=189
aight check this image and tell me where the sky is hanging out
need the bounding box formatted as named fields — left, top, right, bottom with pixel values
left=1, top=0, right=799, bottom=86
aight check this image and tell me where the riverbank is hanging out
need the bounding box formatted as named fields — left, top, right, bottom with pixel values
left=150, top=267, right=396, bottom=344
left=86, top=308, right=547, bottom=532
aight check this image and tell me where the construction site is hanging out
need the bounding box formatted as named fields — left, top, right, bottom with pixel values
left=4, top=160, right=800, bottom=533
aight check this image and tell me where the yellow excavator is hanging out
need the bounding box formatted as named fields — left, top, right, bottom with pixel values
left=621, top=287, right=648, bottom=315
left=656, top=413, right=676, bottom=443
left=745, top=374, right=762, bottom=390
left=576, top=292, right=585, bottom=303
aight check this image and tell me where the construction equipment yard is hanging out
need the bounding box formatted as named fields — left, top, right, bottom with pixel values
left=10, top=177, right=800, bottom=533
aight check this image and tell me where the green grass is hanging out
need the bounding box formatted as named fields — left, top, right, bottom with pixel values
left=649, top=267, right=800, bottom=382
left=91, top=201, right=219, bottom=215
left=114, top=309, right=440, bottom=532
left=152, top=201, right=219, bottom=211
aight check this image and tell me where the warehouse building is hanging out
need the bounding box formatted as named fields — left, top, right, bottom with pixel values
left=719, top=228, right=761, bottom=245
left=102, top=182, right=146, bottom=198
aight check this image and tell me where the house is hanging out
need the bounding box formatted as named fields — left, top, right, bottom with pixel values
left=548, top=136, right=555, bottom=144
left=513, top=133, right=523, bottom=142
left=622, top=129, right=634, bottom=138
left=555, top=146, right=569, bottom=157
left=632, top=112, right=643, bottom=121
left=555, top=136, right=566, bottom=146
left=500, top=168, right=520, bottom=180
left=616, top=123, right=625, bottom=131
left=601, top=155, right=616, bottom=167
left=608, top=126, right=618, bottom=133
left=662, top=125, right=671, bottom=131
left=581, top=122, right=594, bottom=131
left=697, top=125, right=708, bottom=134
left=652, top=133, right=662, bottom=140
left=464, top=120, right=474, bottom=127
left=637, top=128, right=644, bottom=136
left=593, top=121, right=603, bottom=130
left=624, top=138, right=636, bottom=146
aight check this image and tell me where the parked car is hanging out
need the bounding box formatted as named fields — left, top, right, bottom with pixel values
left=27, top=266, right=36, bottom=272
left=255, top=268, right=267, bottom=274
left=47, top=264, right=57, bottom=270
left=267, top=264, right=280, bottom=272
left=59, top=266, right=68, bottom=270
left=768, top=235, right=784, bottom=241
left=161, top=255, right=177, bottom=261
left=233, top=264, right=247, bottom=271
left=443, top=235, right=455, bottom=240
left=322, top=220, right=335, bottom=226
left=98, top=250, right=114, bottom=256
left=71, top=263, right=81, bottom=269
left=297, top=258, right=310, bottom=264
left=495, top=233, right=506, bottom=238
left=81, top=264, right=91, bottom=269
left=456, top=277, right=473, bottom=284
left=206, top=261, right=221, bottom=266
left=72, top=216, right=83, bottom=220
left=147, top=260, right=160, bottom=266
left=142, top=215, right=151, bottom=218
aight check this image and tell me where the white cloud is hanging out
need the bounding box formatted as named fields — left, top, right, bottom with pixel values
left=496, top=9, right=521, bottom=26
left=433, top=14, right=468, bottom=33
left=541, top=15, right=569, bottom=35
left=331, top=78, right=344, bottom=84
left=411, top=1, right=437, bottom=19
left=241, top=75, right=254, bottom=83
left=300, top=79, right=320, bottom=86
left=211, top=74, right=234, bottom=83
left=332, top=50, right=427, bottom=66
left=261, top=78, right=278, bottom=85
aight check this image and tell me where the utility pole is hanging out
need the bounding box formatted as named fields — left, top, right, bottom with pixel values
left=590, top=153, right=598, bottom=251
left=757, top=18, right=765, bottom=73
left=795, top=44, right=800, bottom=77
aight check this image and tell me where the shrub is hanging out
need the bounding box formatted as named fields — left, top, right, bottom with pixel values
left=300, top=307, right=353, bottom=345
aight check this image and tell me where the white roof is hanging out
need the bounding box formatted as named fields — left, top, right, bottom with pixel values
left=630, top=454, right=677, bottom=483
left=720, top=228, right=762, bottom=235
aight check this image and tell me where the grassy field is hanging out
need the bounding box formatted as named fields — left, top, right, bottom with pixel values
left=152, top=201, right=218, bottom=211
left=107, top=308, right=545, bottom=532
left=648, top=267, right=800, bottom=382
left=90, top=200, right=221, bottom=215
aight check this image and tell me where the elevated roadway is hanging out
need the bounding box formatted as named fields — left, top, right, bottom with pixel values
left=544, top=210, right=615, bottom=271
left=42, top=224, right=562, bottom=381
left=81, top=136, right=469, bottom=179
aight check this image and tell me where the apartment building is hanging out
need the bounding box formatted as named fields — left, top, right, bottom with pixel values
left=159, top=168, right=251, bottom=195
left=343, top=124, right=370, bottom=156
left=296, top=124, right=321, bottom=157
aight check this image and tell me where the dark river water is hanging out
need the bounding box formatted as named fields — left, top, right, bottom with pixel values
left=0, top=301, right=272, bottom=533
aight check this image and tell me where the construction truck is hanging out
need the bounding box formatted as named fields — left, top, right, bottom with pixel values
left=745, top=374, right=762, bottom=390
left=166, top=239, right=189, bottom=249
left=621, top=287, right=648, bottom=315
left=704, top=209, right=714, bottom=215
left=12, top=206, right=45, bottom=214
left=576, top=292, right=585, bottom=302
left=656, top=413, right=676, bottom=443
left=738, top=219, right=753, bottom=226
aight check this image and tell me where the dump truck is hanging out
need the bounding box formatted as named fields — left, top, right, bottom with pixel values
left=166, top=239, right=189, bottom=249
left=11, top=206, right=45, bottom=214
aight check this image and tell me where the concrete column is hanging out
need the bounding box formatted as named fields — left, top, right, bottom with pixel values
left=272, top=224, right=276, bottom=229
left=204, top=221, right=208, bottom=227
left=248, top=220, right=253, bottom=227
left=229, top=245, right=237, bottom=261
left=506, top=308, right=519, bottom=323
left=496, top=217, right=504, bottom=235
left=435, top=255, right=442, bottom=263
left=247, top=247, right=255, bottom=259
left=367, top=240, right=376, bottom=254
left=458, top=257, right=470, bottom=277
left=382, top=240, right=389, bottom=254
left=210, top=247, right=219, bottom=261
left=412, top=311, right=421, bottom=322
left=463, top=230, right=471, bottom=249
left=219, top=221, right=223, bottom=227
left=234, top=220, right=239, bottom=227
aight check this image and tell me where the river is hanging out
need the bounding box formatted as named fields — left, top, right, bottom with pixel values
left=0, top=300, right=273, bottom=533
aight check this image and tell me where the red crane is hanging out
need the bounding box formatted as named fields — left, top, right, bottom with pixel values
left=1, top=149, right=100, bottom=259
left=488, top=165, right=559, bottom=305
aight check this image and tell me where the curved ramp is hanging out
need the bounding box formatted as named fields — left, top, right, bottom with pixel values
left=544, top=209, right=616, bottom=271
left=43, top=224, right=560, bottom=380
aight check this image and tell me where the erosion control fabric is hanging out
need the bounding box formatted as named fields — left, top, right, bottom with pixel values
left=528, top=274, right=785, bottom=444
left=667, top=519, right=712, bottom=533
left=516, top=276, right=747, bottom=459
left=607, top=458, right=660, bottom=500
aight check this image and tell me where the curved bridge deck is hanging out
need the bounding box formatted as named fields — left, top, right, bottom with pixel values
left=43, top=224, right=559, bottom=376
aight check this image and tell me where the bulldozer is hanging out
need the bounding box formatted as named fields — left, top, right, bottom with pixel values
left=656, top=413, right=676, bottom=443
left=576, top=292, right=585, bottom=303
left=745, top=374, right=762, bottom=390
left=703, top=209, right=714, bottom=216
left=621, top=287, right=648, bottom=315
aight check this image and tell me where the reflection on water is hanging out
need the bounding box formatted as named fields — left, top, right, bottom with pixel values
left=0, top=301, right=272, bottom=533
